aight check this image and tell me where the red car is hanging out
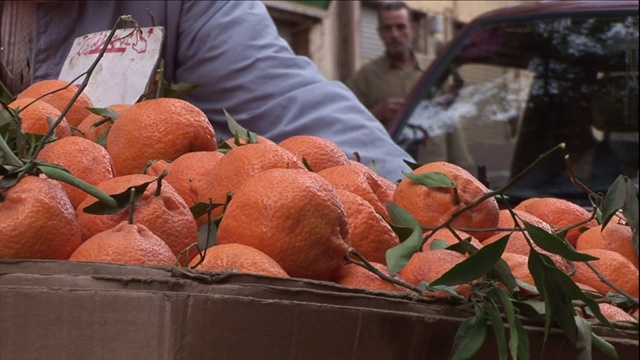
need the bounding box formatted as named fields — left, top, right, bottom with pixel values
left=391, top=1, right=638, bottom=205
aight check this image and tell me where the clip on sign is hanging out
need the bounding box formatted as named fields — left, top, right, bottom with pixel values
left=58, top=26, right=165, bottom=108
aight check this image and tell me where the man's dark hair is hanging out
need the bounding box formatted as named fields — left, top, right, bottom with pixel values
left=377, top=1, right=413, bottom=24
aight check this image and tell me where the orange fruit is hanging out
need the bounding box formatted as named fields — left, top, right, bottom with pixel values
left=69, top=222, right=177, bottom=266
left=216, top=168, right=349, bottom=281
left=350, top=160, right=397, bottom=198
left=17, top=79, right=94, bottom=127
left=195, top=143, right=304, bottom=220
left=483, top=209, right=553, bottom=240
left=0, top=176, right=82, bottom=259
left=318, top=162, right=393, bottom=220
left=393, top=161, right=499, bottom=241
left=75, top=104, right=132, bottom=142
left=572, top=248, right=639, bottom=298
left=145, top=150, right=224, bottom=208
left=105, top=97, right=217, bottom=176
left=336, top=262, right=408, bottom=293
left=334, top=189, right=400, bottom=264
left=36, top=136, right=115, bottom=208
left=514, top=197, right=597, bottom=246
left=500, top=252, right=535, bottom=287
left=189, top=243, right=289, bottom=278
left=278, top=135, right=351, bottom=172
left=582, top=303, right=638, bottom=323
left=422, top=228, right=483, bottom=252
left=397, top=249, right=467, bottom=286
left=576, top=223, right=638, bottom=268
left=75, top=174, right=199, bottom=261
left=7, top=97, right=72, bottom=139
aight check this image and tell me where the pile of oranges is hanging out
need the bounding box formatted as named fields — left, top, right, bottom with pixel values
left=1, top=80, right=638, bottom=324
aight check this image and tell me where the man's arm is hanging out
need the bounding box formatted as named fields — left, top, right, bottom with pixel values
left=176, top=1, right=413, bottom=181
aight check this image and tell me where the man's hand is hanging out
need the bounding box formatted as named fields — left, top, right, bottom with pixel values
left=371, top=97, right=405, bottom=127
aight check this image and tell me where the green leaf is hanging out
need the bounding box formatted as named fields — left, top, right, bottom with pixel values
left=574, top=316, right=593, bottom=360
left=402, top=158, right=421, bottom=171
left=86, top=106, right=120, bottom=119
left=162, top=82, right=199, bottom=99
left=524, top=222, right=599, bottom=261
left=82, top=180, right=153, bottom=215
left=601, top=176, right=628, bottom=228
left=404, top=171, right=455, bottom=188
left=190, top=201, right=224, bottom=219
left=431, top=234, right=508, bottom=286
left=386, top=202, right=424, bottom=275
left=450, top=312, right=488, bottom=360
left=429, top=238, right=451, bottom=251
left=515, top=298, right=547, bottom=319
left=591, top=331, right=619, bottom=360
left=513, top=315, right=530, bottom=360
left=484, top=300, right=508, bottom=360
left=489, top=258, right=519, bottom=295
left=491, top=287, right=523, bottom=360
left=224, top=108, right=258, bottom=143
left=197, top=221, right=217, bottom=250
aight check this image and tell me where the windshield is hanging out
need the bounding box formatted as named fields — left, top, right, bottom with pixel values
left=399, top=11, right=639, bottom=204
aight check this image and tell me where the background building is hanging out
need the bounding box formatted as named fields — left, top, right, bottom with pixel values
left=263, top=0, right=533, bottom=82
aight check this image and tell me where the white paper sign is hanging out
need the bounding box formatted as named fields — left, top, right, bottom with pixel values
left=58, top=27, right=165, bottom=108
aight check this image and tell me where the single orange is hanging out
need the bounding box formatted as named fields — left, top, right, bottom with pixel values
left=318, top=162, right=393, bottom=221
left=336, top=262, right=408, bottom=293
left=216, top=168, right=349, bottom=281
left=189, top=243, right=289, bottom=278
left=145, top=150, right=224, bottom=208
left=105, top=97, right=217, bottom=176
left=0, top=176, right=82, bottom=260
left=69, top=222, right=177, bottom=266
left=572, top=248, right=639, bottom=298
left=581, top=303, right=638, bottom=323
left=482, top=209, right=554, bottom=240
left=334, top=189, right=399, bottom=264
left=514, top=197, right=597, bottom=246
left=75, top=104, right=132, bottom=142
left=278, top=135, right=351, bottom=172
left=500, top=252, right=535, bottom=287
left=36, top=136, right=115, bottom=208
left=8, top=97, right=72, bottom=139
left=576, top=223, right=638, bottom=268
left=75, top=174, right=199, bottom=261
left=18, top=79, right=94, bottom=127
left=393, top=161, right=499, bottom=241
left=195, top=143, right=304, bottom=221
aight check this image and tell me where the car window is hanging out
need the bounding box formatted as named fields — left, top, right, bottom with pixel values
left=401, top=12, right=639, bottom=204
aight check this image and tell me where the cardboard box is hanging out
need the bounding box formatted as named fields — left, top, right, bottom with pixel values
left=0, top=260, right=637, bottom=359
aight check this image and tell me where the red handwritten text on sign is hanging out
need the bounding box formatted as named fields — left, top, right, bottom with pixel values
left=76, top=28, right=153, bottom=56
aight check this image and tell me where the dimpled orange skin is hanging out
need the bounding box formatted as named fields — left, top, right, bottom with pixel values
left=422, top=228, right=483, bottom=252
left=195, top=143, right=305, bottom=221
left=572, top=248, right=639, bottom=298
left=75, top=174, right=199, bottom=260
left=18, top=79, right=94, bottom=127
left=393, top=161, right=499, bottom=240
left=0, top=176, right=83, bottom=260
left=318, top=163, right=393, bottom=221
left=8, top=97, right=72, bottom=139
left=216, top=168, right=349, bottom=281
left=145, top=150, right=225, bottom=208
left=189, top=243, right=289, bottom=278
left=278, top=135, right=351, bottom=172
left=334, top=189, right=400, bottom=264
left=336, top=262, right=408, bottom=293
left=105, top=98, right=217, bottom=176
left=36, top=136, right=115, bottom=208
left=69, top=222, right=177, bottom=266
